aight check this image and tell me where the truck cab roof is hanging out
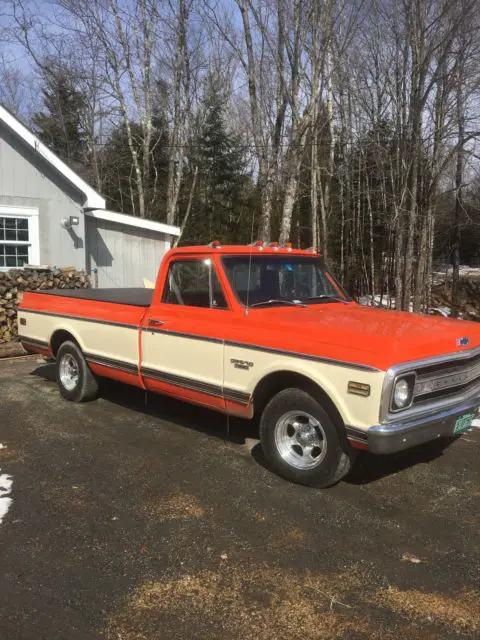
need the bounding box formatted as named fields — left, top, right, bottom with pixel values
left=168, top=244, right=322, bottom=257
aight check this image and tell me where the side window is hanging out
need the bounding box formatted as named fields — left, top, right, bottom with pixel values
left=162, top=259, right=228, bottom=309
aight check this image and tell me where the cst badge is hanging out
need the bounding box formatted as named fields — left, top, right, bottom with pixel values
left=231, top=358, right=254, bottom=370
left=457, top=337, right=470, bottom=347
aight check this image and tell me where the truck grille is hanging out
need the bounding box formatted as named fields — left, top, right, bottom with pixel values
left=413, top=353, right=480, bottom=406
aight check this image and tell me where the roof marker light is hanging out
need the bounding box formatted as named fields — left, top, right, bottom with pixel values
left=285, top=242, right=293, bottom=251
left=208, top=240, right=222, bottom=248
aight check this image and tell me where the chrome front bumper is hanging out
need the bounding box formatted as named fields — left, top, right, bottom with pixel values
left=366, top=397, right=479, bottom=454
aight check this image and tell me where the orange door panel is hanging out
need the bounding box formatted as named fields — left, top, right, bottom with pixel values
left=141, top=256, right=228, bottom=411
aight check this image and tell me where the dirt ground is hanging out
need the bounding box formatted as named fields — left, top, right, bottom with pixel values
left=0, top=357, right=478, bottom=639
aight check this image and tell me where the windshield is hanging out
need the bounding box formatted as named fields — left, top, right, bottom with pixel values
left=222, top=256, right=348, bottom=307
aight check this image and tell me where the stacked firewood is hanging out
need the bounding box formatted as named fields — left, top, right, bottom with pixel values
left=0, top=268, right=90, bottom=344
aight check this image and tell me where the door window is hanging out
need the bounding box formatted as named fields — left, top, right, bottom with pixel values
left=162, top=259, right=228, bottom=309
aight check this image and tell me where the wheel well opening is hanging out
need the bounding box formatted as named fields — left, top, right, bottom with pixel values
left=252, top=371, right=344, bottom=429
left=50, top=330, right=78, bottom=357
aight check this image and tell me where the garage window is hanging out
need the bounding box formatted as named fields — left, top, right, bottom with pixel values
left=0, top=207, right=40, bottom=270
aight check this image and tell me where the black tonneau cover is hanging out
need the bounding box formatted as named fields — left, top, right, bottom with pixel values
left=35, top=288, right=153, bottom=307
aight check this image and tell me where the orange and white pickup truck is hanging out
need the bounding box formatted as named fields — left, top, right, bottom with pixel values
left=18, top=243, right=480, bottom=487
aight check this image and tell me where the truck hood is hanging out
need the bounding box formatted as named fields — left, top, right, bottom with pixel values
left=254, top=303, right=480, bottom=370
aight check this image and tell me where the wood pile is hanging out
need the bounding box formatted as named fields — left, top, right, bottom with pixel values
left=0, top=268, right=90, bottom=344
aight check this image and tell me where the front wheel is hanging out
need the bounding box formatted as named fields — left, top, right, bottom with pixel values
left=56, top=341, right=99, bottom=402
left=259, top=388, right=356, bottom=488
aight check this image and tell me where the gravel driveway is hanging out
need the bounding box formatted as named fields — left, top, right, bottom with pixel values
left=0, top=357, right=478, bottom=639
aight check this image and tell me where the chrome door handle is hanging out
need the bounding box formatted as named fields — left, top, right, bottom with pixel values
left=148, top=318, right=165, bottom=326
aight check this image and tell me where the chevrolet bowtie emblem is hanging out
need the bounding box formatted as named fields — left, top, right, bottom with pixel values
left=457, top=337, right=470, bottom=347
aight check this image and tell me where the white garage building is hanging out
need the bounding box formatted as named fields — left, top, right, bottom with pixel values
left=0, top=104, right=180, bottom=287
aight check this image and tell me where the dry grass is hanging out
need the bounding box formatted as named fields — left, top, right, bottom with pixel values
left=269, top=525, right=306, bottom=549
left=106, top=562, right=480, bottom=639
left=375, top=586, right=480, bottom=630
left=144, top=492, right=205, bottom=520
left=0, top=446, right=25, bottom=465
left=106, top=565, right=376, bottom=640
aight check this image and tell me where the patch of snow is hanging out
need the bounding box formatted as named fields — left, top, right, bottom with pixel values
left=358, top=296, right=455, bottom=317
left=0, top=444, right=6, bottom=449
left=433, top=266, right=480, bottom=285
left=472, top=419, right=480, bottom=429
left=358, top=294, right=397, bottom=309
left=434, top=266, right=480, bottom=276
left=428, top=307, right=451, bottom=318
left=0, top=471, right=13, bottom=525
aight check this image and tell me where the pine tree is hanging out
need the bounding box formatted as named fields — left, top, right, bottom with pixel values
left=181, top=83, right=252, bottom=245
left=101, top=113, right=169, bottom=218
left=32, top=69, right=88, bottom=168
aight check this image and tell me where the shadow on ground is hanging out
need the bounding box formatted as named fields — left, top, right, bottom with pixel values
left=346, top=437, right=456, bottom=484
left=32, top=362, right=453, bottom=486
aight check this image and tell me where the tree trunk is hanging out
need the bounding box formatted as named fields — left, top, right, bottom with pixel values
left=310, top=118, right=319, bottom=249
left=258, top=161, right=273, bottom=242
left=173, top=166, right=198, bottom=248
left=452, top=66, right=465, bottom=318
left=166, top=0, right=188, bottom=226
left=235, top=0, right=272, bottom=241
left=414, top=210, right=428, bottom=311
left=394, top=209, right=405, bottom=310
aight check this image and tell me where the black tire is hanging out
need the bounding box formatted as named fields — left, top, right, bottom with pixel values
left=259, top=388, right=356, bottom=488
left=56, top=340, right=99, bottom=403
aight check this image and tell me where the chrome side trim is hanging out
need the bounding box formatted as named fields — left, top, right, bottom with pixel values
left=141, top=326, right=223, bottom=344
left=223, top=389, right=251, bottom=404
left=142, top=366, right=224, bottom=398
left=19, top=336, right=50, bottom=351
left=225, top=340, right=380, bottom=372
left=85, top=353, right=138, bottom=376
left=141, top=367, right=250, bottom=404
left=20, top=308, right=138, bottom=330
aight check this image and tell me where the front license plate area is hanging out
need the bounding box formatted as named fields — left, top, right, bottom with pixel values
left=454, top=413, right=475, bottom=435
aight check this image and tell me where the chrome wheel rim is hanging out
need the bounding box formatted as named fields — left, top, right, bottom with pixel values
left=274, top=410, right=327, bottom=470
left=59, top=354, right=80, bottom=391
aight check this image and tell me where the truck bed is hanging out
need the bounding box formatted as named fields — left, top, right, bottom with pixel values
left=33, top=288, right=153, bottom=307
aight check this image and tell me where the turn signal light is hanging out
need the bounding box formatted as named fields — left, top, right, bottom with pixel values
left=347, top=381, right=371, bottom=397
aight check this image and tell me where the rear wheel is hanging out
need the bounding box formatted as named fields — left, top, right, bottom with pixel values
left=260, top=388, right=355, bottom=488
left=56, top=341, right=99, bottom=402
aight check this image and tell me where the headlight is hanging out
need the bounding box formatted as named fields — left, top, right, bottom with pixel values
left=392, top=375, right=415, bottom=411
